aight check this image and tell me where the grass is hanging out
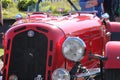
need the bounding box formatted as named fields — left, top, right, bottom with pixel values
left=2, top=3, right=26, bottom=19
left=0, top=48, right=3, bottom=56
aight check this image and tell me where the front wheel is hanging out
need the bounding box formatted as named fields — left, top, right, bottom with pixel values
left=94, top=74, right=101, bottom=80
left=104, top=69, right=120, bottom=80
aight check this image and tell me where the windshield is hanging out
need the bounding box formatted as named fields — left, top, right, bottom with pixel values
left=27, top=1, right=96, bottom=15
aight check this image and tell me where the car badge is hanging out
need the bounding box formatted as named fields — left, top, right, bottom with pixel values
left=34, top=75, right=43, bottom=80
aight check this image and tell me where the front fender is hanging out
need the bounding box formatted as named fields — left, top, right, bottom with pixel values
left=104, top=41, right=120, bottom=69
left=106, top=22, right=120, bottom=32
left=106, top=22, right=120, bottom=41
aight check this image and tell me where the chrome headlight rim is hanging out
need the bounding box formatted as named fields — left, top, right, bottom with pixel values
left=62, top=37, right=86, bottom=62
left=52, top=68, right=70, bottom=80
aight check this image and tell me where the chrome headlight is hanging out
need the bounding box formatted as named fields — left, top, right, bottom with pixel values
left=62, top=37, right=86, bottom=62
left=52, top=68, right=70, bottom=80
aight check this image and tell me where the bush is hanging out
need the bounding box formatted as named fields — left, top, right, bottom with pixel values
left=17, top=0, right=27, bottom=11
left=2, top=0, right=13, bottom=9
left=2, top=0, right=9, bottom=9
left=17, top=0, right=36, bottom=11
left=27, top=0, right=36, bottom=6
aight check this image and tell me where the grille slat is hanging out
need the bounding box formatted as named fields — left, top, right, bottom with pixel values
left=9, top=30, right=48, bottom=80
left=36, top=27, right=48, bottom=33
left=7, top=39, right=11, bottom=50
left=14, top=26, right=26, bottom=32
left=50, top=40, right=53, bottom=51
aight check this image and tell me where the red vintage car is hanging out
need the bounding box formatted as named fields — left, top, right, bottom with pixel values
left=1, top=0, right=120, bottom=80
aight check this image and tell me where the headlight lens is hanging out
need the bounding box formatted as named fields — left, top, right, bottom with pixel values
left=62, top=37, right=86, bottom=62
left=52, top=68, right=70, bottom=80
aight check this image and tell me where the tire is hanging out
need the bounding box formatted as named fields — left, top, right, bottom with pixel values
left=94, top=74, right=101, bottom=80
left=104, top=69, right=120, bottom=80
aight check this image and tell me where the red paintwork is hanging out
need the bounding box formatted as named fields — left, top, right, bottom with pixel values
left=4, top=23, right=66, bottom=80
left=13, top=13, right=104, bottom=66
left=104, top=41, right=120, bottom=69
left=103, top=21, right=120, bottom=69
left=3, top=13, right=108, bottom=80
left=106, top=22, right=120, bottom=32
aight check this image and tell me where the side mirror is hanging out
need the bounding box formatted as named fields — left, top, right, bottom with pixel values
left=101, top=13, right=110, bottom=25
left=101, top=13, right=109, bottom=19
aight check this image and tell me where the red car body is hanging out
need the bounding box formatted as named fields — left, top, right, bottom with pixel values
left=2, top=12, right=107, bottom=80
left=1, top=1, right=120, bottom=80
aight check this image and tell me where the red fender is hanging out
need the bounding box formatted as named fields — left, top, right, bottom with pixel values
left=104, top=41, right=120, bottom=69
left=106, top=22, right=120, bottom=32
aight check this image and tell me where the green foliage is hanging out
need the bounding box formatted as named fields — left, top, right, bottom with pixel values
left=2, top=0, right=80, bottom=19
left=17, top=0, right=27, bottom=11
left=2, top=0, right=13, bottom=9
left=17, top=0, right=36, bottom=11
left=2, top=0, right=9, bottom=9
left=27, top=0, right=36, bottom=6
left=0, top=48, right=3, bottom=56
left=40, top=1, right=72, bottom=15
left=2, top=3, right=26, bottom=19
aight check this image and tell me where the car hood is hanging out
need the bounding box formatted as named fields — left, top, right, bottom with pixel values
left=13, top=13, right=102, bottom=34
